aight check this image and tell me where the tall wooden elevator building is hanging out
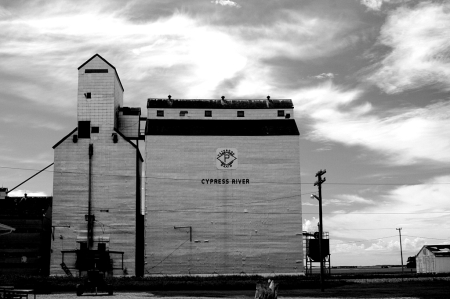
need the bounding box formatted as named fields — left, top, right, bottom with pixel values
left=51, top=54, right=302, bottom=276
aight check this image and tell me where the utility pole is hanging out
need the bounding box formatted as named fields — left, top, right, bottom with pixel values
left=314, top=169, right=326, bottom=292
left=87, top=144, right=94, bottom=250
left=396, top=228, right=404, bottom=277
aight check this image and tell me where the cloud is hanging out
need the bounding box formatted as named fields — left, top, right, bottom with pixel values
left=360, top=0, right=413, bottom=12
left=332, top=242, right=365, bottom=254
left=294, top=82, right=450, bottom=165
left=364, top=2, right=450, bottom=93
left=365, top=237, right=427, bottom=252
left=7, top=189, right=48, bottom=197
left=0, top=0, right=367, bottom=110
left=325, top=194, right=375, bottom=206
left=303, top=217, right=319, bottom=232
left=211, top=0, right=241, bottom=8
left=323, top=175, right=450, bottom=249
left=0, top=5, right=12, bottom=17
left=361, top=0, right=383, bottom=11
left=311, top=73, right=335, bottom=79
left=0, top=114, right=65, bottom=131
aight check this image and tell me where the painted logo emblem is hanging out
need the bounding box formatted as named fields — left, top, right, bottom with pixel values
left=216, top=148, right=238, bottom=169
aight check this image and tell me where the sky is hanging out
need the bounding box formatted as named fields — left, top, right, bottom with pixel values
left=1, top=0, right=450, bottom=267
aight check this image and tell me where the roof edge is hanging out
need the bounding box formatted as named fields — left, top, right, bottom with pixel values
left=78, top=54, right=124, bottom=92
left=52, top=127, right=78, bottom=149
left=113, top=128, right=144, bottom=162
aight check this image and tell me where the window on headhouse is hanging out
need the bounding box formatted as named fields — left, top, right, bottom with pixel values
left=278, top=110, right=285, bottom=117
left=237, top=111, right=244, bottom=117
left=91, top=127, right=99, bottom=133
left=180, top=111, right=188, bottom=116
left=78, top=121, right=90, bottom=138
left=205, top=110, right=212, bottom=117
left=157, top=110, right=164, bottom=117
left=84, top=92, right=91, bottom=99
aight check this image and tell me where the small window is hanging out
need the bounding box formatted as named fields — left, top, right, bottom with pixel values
left=157, top=110, right=164, bottom=117
left=237, top=111, right=244, bottom=117
left=85, top=92, right=91, bottom=99
left=85, top=69, right=108, bottom=73
left=78, top=121, right=90, bottom=138
left=205, top=110, right=212, bottom=117
left=180, top=111, right=188, bottom=116
left=91, top=127, right=99, bottom=133
left=278, top=110, right=285, bottom=117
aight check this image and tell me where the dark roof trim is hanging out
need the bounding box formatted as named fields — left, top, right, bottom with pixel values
left=147, top=99, right=294, bottom=109
left=113, top=128, right=144, bottom=162
left=52, top=127, right=78, bottom=149
left=77, top=54, right=124, bottom=92
left=146, top=119, right=300, bottom=136
left=119, top=107, right=141, bottom=116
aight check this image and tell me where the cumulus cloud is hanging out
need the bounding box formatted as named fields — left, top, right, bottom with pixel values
left=0, top=1, right=363, bottom=108
left=332, top=242, right=365, bottom=254
left=211, top=0, right=241, bottom=8
left=360, top=0, right=413, bottom=12
left=311, top=73, right=335, bottom=79
left=361, top=0, right=383, bottom=11
left=365, top=2, right=450, bottom=93
left=303, top=217, right=319, bottom=232
left=323, top=175, right=450, bottom=254
left=294, top=82, right=450, bottom=165
left=325, top=194, right=375, bottom=206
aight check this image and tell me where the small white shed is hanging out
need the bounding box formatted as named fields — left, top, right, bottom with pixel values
left=416, top=245, right=450, bottom=274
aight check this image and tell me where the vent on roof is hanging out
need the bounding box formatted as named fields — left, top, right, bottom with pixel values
left=85, top=69, right=108, bottom=73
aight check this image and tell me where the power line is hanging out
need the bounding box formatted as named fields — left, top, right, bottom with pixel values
left=332, top=235, right=399, bottom=245
left=332, top=235, right=450, bottom=246
left=2, top=165, right=450, bottom=186
left=402, top=235, right=450, bottom=241
left=145, top=239, right=190, bottom=272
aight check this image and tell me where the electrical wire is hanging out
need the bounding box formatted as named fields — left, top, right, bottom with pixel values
left=2, top=165, right=449, bottom=186
left=145, top=239, right=190, bottom=272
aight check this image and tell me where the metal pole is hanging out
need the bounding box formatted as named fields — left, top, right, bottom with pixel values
left=397, top=228, right=404, bottom=277
left=314, top=169, right=326, bottom=292
left=88, top=144, right=94, bottom=250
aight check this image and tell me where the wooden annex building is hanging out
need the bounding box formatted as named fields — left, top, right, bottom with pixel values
left=50, top=54, right=303, bottom=277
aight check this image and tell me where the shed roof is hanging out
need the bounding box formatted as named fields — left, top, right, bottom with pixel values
left=419, top=245, right=450, bottom=257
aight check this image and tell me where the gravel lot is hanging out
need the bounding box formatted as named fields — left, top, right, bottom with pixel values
left=29, top=293, right=421, bottom=299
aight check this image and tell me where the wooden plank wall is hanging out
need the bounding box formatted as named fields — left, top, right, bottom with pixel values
left=51, top=133, right=138, bottom=276
left=145, top=135, right=303, bottom=275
